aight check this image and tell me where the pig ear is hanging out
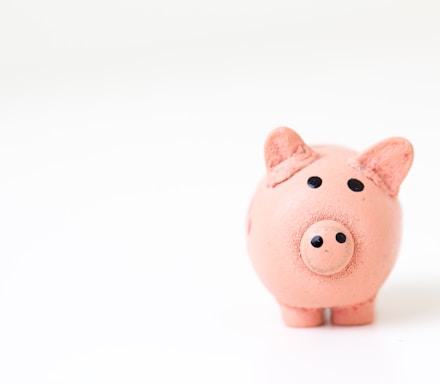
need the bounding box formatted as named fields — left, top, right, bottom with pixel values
left=354, top=137, right=414, bottom=197
left=264, top=127, right=320, bottom=187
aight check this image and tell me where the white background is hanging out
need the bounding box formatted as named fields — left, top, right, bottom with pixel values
left=0, top=1, right=439, bottom=383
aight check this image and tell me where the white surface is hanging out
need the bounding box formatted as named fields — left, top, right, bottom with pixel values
left=0, top=1, right=439, bottom=383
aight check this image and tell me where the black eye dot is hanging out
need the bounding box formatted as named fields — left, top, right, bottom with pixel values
left=311, top=235, right=323, bottom=248
left=307, top=176, right=322, bottom=189
left=336, top=232, right=346, bottom=244
left=347, top=178, right=364, bottom=192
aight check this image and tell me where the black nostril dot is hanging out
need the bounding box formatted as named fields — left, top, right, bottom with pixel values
left=336, top=232, right=346, bottom=243
left=311, top=235, right=323, bottom=248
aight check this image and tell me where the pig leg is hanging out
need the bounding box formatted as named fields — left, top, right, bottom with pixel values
left=280, top=305, right=324, bottom=327
left=331, top=298, right=375, bottom=326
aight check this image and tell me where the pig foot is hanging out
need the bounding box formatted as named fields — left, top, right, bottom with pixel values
left=331, top=298, right=375, bottom=326
left=280, top=305, right=324, bottom=327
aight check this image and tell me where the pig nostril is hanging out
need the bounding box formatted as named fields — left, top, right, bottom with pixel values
left=336, top=232, right=346, bottom=243
left=311, top=235, right=323, bottom=248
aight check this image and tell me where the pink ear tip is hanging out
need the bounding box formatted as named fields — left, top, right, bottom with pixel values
left=269, top=126, right=298, bottom=135
left=389, top=137, right=415, bottom=167
left=264, top=127, right=302, bottom=150
left=391, top=136, right=414, bottom=149
left=264, top=127, right=305, bottom=169
left=402, top=138, right=414, bottom=156
left=355, top=136, right=414, bottom=198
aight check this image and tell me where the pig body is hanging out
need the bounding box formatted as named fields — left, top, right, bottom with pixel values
left=247, top=128, right=413, bottom=327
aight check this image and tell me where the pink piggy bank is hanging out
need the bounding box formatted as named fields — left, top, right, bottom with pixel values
left=247, top=127, right=413, bottom=327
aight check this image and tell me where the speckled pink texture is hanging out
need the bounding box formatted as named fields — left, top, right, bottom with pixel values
left=247, top=127, right=413, bottom=327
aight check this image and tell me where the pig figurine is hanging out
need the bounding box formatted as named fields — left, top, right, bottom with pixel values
left=247, top=127, right=413, bottom=327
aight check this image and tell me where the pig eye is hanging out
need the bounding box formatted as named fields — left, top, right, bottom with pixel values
left=307, top=176, right=322, bottom=189
left=347, top=178, right=364, bottom=192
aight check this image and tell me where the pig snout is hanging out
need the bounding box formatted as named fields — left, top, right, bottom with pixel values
left=300, top=220, right=354, bottom=275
